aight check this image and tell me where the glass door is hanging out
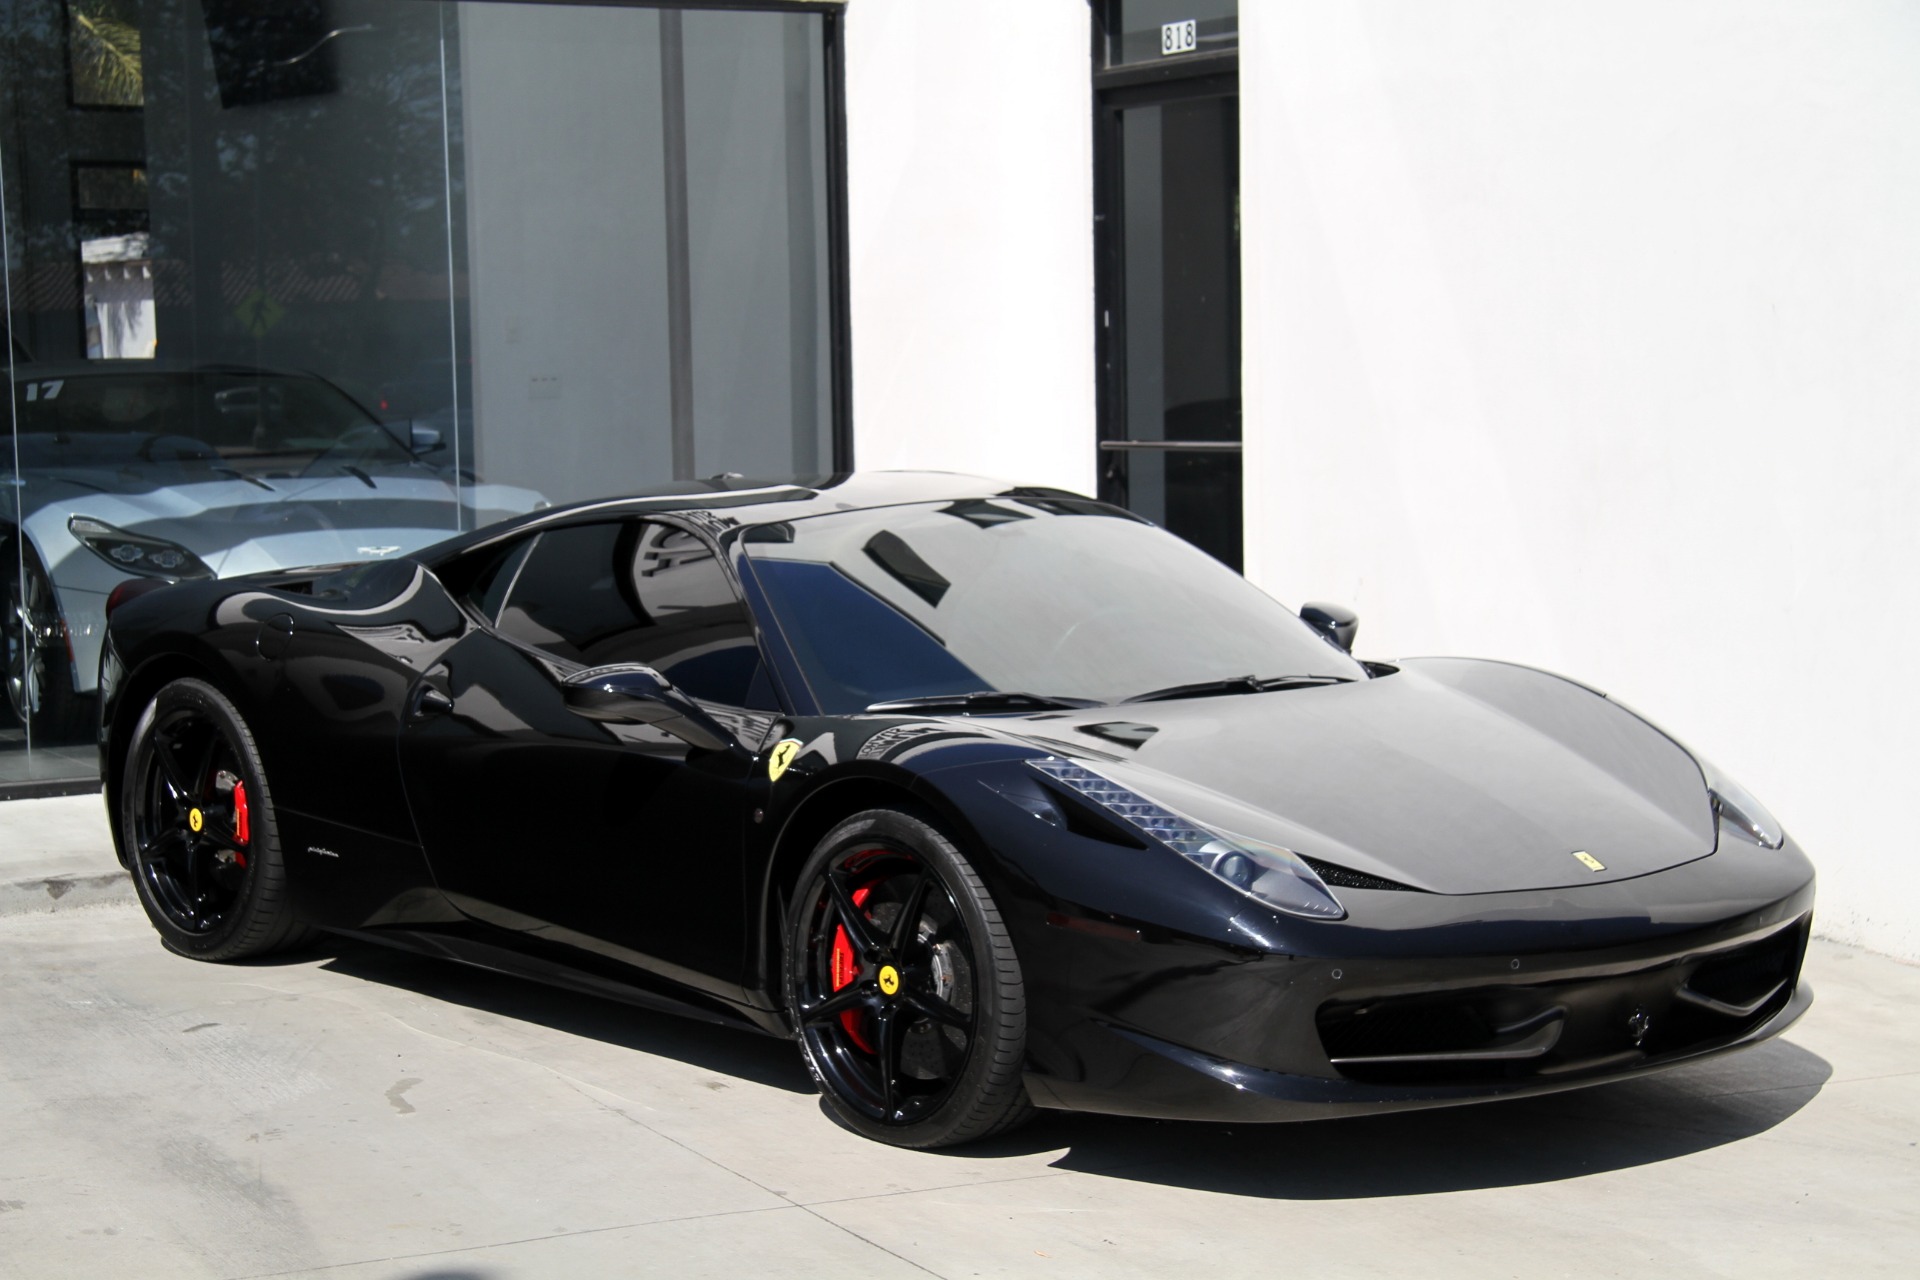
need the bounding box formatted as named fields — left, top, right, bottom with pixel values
left=1094, top=6, right=1241, bottom=570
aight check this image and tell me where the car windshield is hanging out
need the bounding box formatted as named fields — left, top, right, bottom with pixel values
left=743, top=497, right=1365, bottom=713
left=12, top=368, right=412, bottom=475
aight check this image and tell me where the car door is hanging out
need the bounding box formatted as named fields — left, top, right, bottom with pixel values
left=396, top=517, right=778, bottom=999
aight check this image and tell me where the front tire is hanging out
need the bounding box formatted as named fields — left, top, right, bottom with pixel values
left=122, top=678, right=314, bottom=960
left=785, top=808, right=1033, bottom=1148
left=3, top=535, right=89, bottom=743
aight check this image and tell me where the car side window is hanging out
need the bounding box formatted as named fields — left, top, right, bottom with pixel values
left=465, top=538, right=535, bottom=626
left=485, top=520, right=776, bottom=709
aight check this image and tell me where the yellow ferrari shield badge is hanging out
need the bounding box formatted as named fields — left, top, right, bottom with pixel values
left=878, top=965, right=901, bottom=996
left=767, top=738, right=802, bottom=782
left=1573, top=850, right=1606, bottom=873
left=188, top=808, right=205, bottom=833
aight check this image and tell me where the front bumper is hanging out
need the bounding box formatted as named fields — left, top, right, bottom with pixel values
left=1016, top=866, right=1816, bottom=1124
left=1027, top=973, right=1811, bottom=1122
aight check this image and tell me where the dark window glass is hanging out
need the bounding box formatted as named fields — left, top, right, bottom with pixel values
left=12, top=368, right=407, bottom=472
left=493, top=521, right=768, bottom=707
left=1108, top=93, right=1242, bottom=570
left=749, top=559, right=987, bottom=711
left=74, top=164, right=146, bottom=211
left=745, top=502, right=1363, bottom=714
left=1109, top=0, right=1237, bottom=66
left=465, top=539, right=535, bottom=627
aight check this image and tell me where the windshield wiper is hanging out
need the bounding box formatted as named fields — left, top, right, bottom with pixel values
left=341, top=464, right=378, bottom=490
left=212, top=466, right=276, bottom=492
left=1123, top=674, right=1354, bottom=704
left=864, top=691, right=1102, bottom=715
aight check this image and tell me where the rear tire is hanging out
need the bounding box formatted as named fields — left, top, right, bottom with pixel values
left=122, top=678, right=315, bottom=960
left=785, top=808, right=1033, bottom=1148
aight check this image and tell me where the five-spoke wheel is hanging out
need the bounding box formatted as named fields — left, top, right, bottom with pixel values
left=123, top=678, right=311, bottom=960
left=787, top=808, right=1031, bottom=1148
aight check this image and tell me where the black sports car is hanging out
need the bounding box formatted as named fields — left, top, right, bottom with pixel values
left=98, top=472, right=1815, bottom=1148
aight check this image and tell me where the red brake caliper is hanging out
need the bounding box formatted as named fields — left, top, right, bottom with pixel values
left=231, top=782, right=251, bottom=867
left=830, top=886, right=874, bottom=1052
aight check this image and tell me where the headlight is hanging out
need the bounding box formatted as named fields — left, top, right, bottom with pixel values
left=1698, top=756, right=1785, bottom=850
left=1602, top=694, right=1787, bottom=853
left=68, top=516, right=215, bottom=581
left=1029, top=758, right=1345, bottom=920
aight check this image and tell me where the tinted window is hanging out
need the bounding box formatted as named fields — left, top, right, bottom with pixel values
left=489, top=521, right=770, bottom=707
left=12, top=370, right=405, bottom=471
left=745, top=500, right=1364, bottom=713
left=466, top=539, right=535, bottom=626
left=747, top=559, right=986, bottom=710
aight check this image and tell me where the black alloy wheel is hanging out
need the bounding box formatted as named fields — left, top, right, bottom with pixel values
left=786, top=808, right=1032, bottom=1148
left=2, top=535, right=88, bottom=742
left=122, top=678, right=313, bottom=960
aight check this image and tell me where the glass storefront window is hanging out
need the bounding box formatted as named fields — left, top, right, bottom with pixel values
left=2, top=0, right=845, bottom=790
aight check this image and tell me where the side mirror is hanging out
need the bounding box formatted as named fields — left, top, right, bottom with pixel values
left=408, top=423, right=446, bottom=455
left=562, top=663, right=738, bottom=753
left=1299, top=602, right=1359, bottom=654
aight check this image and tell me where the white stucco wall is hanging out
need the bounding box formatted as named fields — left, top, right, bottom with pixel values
left=1241, top=1, right=1920, bottom=960
left=843, top=0, right=1098, bottom=495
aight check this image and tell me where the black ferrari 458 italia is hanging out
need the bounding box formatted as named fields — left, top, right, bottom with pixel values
left=98, top=472, right=1815, bottom=1147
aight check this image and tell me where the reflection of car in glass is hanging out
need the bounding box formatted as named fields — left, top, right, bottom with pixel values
left=99, top=473, right=1814, bottom=1149
left=4, top=361, right=544, bottom=739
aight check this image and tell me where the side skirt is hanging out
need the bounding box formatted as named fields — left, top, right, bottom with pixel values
left=325, top=923, right=791, bottom=1038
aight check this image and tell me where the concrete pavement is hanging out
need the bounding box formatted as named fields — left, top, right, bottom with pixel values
left=0, top=793, right=125, bottom=918
left=1, top=795, right=1917, bottom=1278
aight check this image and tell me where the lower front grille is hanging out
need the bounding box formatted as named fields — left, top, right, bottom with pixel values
left=1316, top=917, right=1810, bottom=1085
left=1683, top=937, right=1797, bottom=1015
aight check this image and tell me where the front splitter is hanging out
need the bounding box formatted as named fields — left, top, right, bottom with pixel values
left=1023, top=981, right=1812, bottom=1123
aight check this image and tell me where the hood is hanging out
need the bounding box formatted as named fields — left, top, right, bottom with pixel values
left=1004, top=657, right=1715, bottom=895
left=18, top=445, right=541, bottom=573
left=106, top=476, right=466, bottom=574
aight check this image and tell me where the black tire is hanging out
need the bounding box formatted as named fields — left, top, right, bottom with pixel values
left=3, top=535, right=91, bottom=743
left=785, top=808, right=1033, bottom=1148
left=121, top=677, right=315, bottom=961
